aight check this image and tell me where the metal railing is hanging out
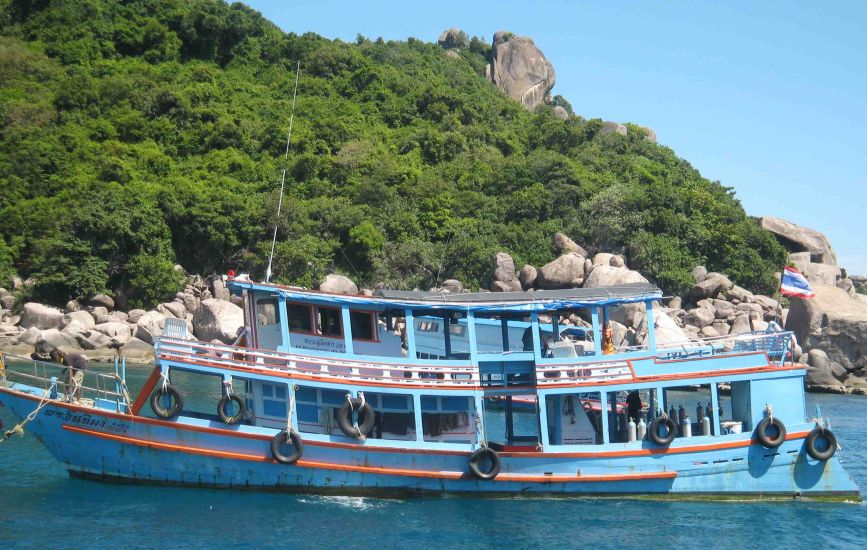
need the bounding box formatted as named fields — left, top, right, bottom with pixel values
left=655, top=329, right=794, bottom=364
left=1, top=353, right=130, bottom=412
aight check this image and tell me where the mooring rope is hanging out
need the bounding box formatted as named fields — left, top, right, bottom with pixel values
left=0, top=389, right=52, bottom=443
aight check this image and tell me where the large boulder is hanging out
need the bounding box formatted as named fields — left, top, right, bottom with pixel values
left=212, top=277, right=231, bottom=301
left=0, top=294, right=14, bottom=310
left=437, top=27, right=468, bottom=49
left=19, top=303, right=64, bottom=330
left=491, top=280, right=522, bottom=292
left=518, top=265, right=537, bottom=290
left=688, top=273, right=733, bottom=303
left=158, top=301, right=187, bottom=319
left=583, top=265, right=647, bottom=288
left=487, top=31, right=555, bottom=112
left=491, top=252, right=517, bottom=283
left=192, top=299, right=244, bottom=344
left=441, top=279, right=464, bottom=294
left=127, top=309, right=146, bottom=324
left=760, top=216, right=837, bottom=265
left=318, top=274, right=358, bottom=295
left=86, top=293, right=115, bottom=310
left=600, top=121, right=627, bottom=136
left=134, top=311, right=167, bottom=345
left=537, top=253, right=586, bottom=289
left=35, top=328, right=80, bottom=352
left=654, top=310, right=690, bottom=347
left=553, top=233, right=586, bottom=256
left=62, top=310, right=95, bottom=331
left=120, top=337, right=155, bottom=363
left=93, top=322, right=132, bottom=344
left=683, top=307, right=715, bottom=329
left=786, top=285, right=867, bottom=372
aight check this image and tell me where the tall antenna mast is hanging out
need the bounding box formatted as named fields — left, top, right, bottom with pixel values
left=265, top=61, right=301, bottom=283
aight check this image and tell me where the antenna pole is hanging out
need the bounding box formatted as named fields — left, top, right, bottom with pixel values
left=266, top=61, right=301, bottom=283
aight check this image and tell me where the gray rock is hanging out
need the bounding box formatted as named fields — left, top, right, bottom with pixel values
left=518, top=265, right=537, bottom=290
left=488, top=31, right=556, bottom=112
left=62, top=310, right=95, bottom=331
left=93, top=310, right=119, bottom=325
left=837, top=277, right=856, bottom=297
left=212, top=278, right=231, bottom=302
left=610, top=303, right=645, bottom=329
left=552, top=106, right=569, bottom=120
left=654, top=309, right=691, bottom=347
left=668, top=296, right=682, bottom=310
left=553, top=233, right=586, bottom=256
left=684, top=307, right=715, bottom=329
left=17, top=326, right=41, bottom=345
left=438, top=27, right=468, bottom=49
left=0, top=295, right=14, bottom=310
left=731, top=313, right=752, bottom=334
left=726, top=285, right=754, bottom=303
left=114, top=311, right=129, bottom=323
left=134, top=311, right=167, bottom=345
left=74, top=330, right=113, bottom=350
left=229, top=295, right=244, bottom=307
left=64, top=300, right=80, bottom=313
left=753, top=295, right=779, bottom=311
left=691, top=265, right=708, bottom=283
left=491, top=252, right=517, bottom=282
left=688, top=273, right=734, bottom=303
left=638, top=126, right=657, bottom=143
left=86, top=293, right=114, bottom=310
left=127, top=309, right=146, bottom=324
left=600, top=121, right=627, bottom=136
left=712, top=320, right=731, bottom=336
left=19, top=303, right=64, bottom=330
left=93, top=322, right=132, bottom=344
left=592, top=252, right=614, bottom=267
left=318, top=274, right=359, bottom=295
left=807, top=349, right=848, bottom=382
left=786, top=284, right=867, bottom=372
left=610, top=255, right=625, bottom=268
left=158, top=302, right=187, bottom=319
left=760, top=216, right=837, bottom=265
left=491, top=279, right=523, bottom=292
left=192, top=299, right=244, bottom=344
left=441, top=279, right=463, bottom=293
left=712, top=299, right=736, bottom=319
left=183, top=293, right=202, bottom=315
left=446, top=50, right=461, bottom=59
left=538, top=253, right=586, bottom=289
left=36, top=328, right=80, bottom=352
left=700, top=325, right=719, bottom=338
left=0, top=287, right=8, bottom=297
left=120, top=337, right=154, bottom=363
left=584, top=265, right=647, bottom=288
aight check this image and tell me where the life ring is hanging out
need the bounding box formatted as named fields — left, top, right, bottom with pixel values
left=336, top=396, right=375, bottom=438
left=217, top=394, right=246, bottom=425
left=755, top=416, right=786, bottom=448
left=150, top=385, right=183, bottom=419
left=468, top=446, right=500, bottom=480
left=805, top=427, right=837, bottom=461
left=649, top=416, right=677, bottom=446
left=271, top=429, right=304, bottom=465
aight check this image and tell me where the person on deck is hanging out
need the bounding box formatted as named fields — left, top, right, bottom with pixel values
left=602, top=322, right=615, bottom=355
left=626, top=390, right=642, bottom=422
left=48, top=348, right=88, bottom=402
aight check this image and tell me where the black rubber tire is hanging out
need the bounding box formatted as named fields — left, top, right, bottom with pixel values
left=649, top=416, right=678, bottom=446
left=755, top=416, right=787, bottom=448
left=336, top=397, right=375, bottom=438
left=271, top=429, right=303, bottom=465
left=150, top=385, right=183, bottom=419
left=217, top=394, right=246, bottom=425
left=468, top=447, right=501, bottom=481
left=805, top=427, right=837, bottom=461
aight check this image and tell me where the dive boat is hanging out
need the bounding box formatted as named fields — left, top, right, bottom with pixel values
left=0, top=278, right=860, bottom=499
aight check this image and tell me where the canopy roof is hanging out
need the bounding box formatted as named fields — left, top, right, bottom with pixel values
left=229, top=279, right=662, bottom=314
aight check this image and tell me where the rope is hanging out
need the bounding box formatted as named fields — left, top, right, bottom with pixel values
left=0, top=389, right=52, bottom=443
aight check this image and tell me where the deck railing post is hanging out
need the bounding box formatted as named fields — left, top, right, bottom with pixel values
left=412, top=393, right=423, bottom=443
left=279, top=295, right=292, bottom=353
left=341, top=305, right=354, bottom=356
left=466, top=311, right=478, bottom=366
left=531, top=312, right=543, bottom=362
left=711, top=383, right=721, bottom=436
left=538, top=392, right=550, bottom=449
left=646, top=300, right=657, bottom=352
left=405, top=309, right=417, bottom=360
left=591, top=308, right=602, bottom=355
left=600, top=391, right=610, bottom=444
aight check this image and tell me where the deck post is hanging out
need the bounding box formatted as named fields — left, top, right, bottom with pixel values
left=531, top=312, right=543, bottom=362
left=474, top=395, right=486, bottom=447
left=711, top=383, right=721, bottom=436
left=551, top=313, right=559, bottom=342
left=646, top=300, right=656, bottom=352
left=413, top=393, right=423, bottom=442
left=278, top=295, right=292, bottom=353
left=538, top=392, right=551, bottom=448
left=405, top=309, right=417, bottom=360
left=500, top=316, right=510, bottom=351
left=443, top=315, right=452, bottom=359
left=466, top=311, right=478, bottom=364
left=340, top=305, right=354, bottom=356
left=600, top=391, right=610, bottom=443
left=591, top=308, right=602, bottom=355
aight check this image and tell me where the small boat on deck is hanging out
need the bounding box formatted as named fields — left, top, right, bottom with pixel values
left=0, top=278, right=860, bottom=499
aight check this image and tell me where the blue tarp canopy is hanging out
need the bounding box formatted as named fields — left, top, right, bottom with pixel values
left=228, top=280, right=662, bottom=314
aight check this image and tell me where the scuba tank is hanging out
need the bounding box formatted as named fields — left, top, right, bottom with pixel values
left=702, top=415, right=711, bottom=436
left=669, top=406, right=677, bottom=420
left=706, top=403, right=713, bottom=421
left=627, top=418, right=637, bottom=442
left=637, top=417, right=647, bottom=440
left=682, top=414, right=692, bottom=437
left=678, top=405, right=686, bottom=425
left=696, top=402, right=704, bottom=422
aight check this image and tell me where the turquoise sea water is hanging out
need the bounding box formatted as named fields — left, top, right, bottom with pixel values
left=1, top=366, right=865, bottom=549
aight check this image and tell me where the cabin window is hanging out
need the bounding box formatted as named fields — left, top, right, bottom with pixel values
left=717, top=381, right=752, bottom=433
left=317, top=307, right=342, bottom=337
left=158, top=369, right=228, bottom=421
left=661, top=384, right=715, bottom=438
left=417, top=320, right=439, bottom=332
left=546, top=392, right=604, bottom=445
left=260, top=382, right=288, bottom=419
left=484, top=394, right=539, bottom=447
left=605, top=389, right=658, bottom=443
left=256, top=298, right=280, bottom=326
left=350, top=310, right=375, bottom=341
left=420, top=395, right=475, bottom=443
left=363, top=392, right=416, bottom=441
left=295, top=386, right=347, bottom=435
left=286, top=303, right=312, bottom=332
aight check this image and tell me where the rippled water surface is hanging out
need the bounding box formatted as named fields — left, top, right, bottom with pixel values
left=1, top=366, right=865, bottom=549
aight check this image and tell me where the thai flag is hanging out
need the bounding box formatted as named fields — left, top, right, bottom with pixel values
left=780, top=266, right=815, bottom=298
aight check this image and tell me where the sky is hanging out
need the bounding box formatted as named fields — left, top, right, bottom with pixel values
left=244, top=0, right=867, bottom=275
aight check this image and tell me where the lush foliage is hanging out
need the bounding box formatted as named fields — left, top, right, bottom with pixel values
left=0, top=0, right=786, bottom=306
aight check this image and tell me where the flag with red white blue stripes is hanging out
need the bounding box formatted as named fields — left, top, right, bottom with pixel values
left=780, top=266, right=815, bottom=298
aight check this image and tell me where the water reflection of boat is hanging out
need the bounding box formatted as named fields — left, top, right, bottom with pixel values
left=0, top=278, right=859, bottom=499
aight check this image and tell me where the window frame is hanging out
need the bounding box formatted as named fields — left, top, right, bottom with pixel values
left=348, top=309, right=379, bottom=343
left=285, top=302, right=315, bottom=335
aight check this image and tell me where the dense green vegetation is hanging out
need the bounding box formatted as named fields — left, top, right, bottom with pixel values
left=0, top=0, right=786, bottom=307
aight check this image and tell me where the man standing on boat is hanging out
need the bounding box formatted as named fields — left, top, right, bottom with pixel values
left=48, top=348, right=87, bottom=402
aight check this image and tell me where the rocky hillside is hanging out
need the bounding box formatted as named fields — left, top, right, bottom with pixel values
left=0, top=0, right=788, bottom=310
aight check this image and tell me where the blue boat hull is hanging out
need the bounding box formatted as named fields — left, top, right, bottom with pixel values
left=2, top=388, right=859, bottom=499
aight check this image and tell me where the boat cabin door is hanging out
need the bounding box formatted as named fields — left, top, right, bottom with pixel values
left=252, top=293, right=283, bottom=351
left=483, top=394, right=542, bottom=450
